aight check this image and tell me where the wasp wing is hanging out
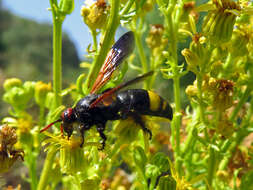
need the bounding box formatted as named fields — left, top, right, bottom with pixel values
left=90, top=31, right=135, bottom=94
left=89, top=71, right=154, bottom=108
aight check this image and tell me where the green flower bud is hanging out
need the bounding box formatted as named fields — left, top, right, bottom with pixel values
left=190, top=34, right=207, bottom=62
left=35, top=81, right=52, bottom=106
left=3, top=80, right=34, bottom=111
left=157, top=175, right=176, bottom=190
left=150, top=152, right=170, bottom=172
left=3, top=87, right=27, bottom=110
left=23, top=81, right=35, bottom=96
left=181, top=48, right=200, bottom=72
left=186, top=85, right=198, bottom=97
left=145, top=164, right=160, bottom=178
left=3, top=78, right=22, bottom=91
left=81, top=0, right=109, bottom=31
left=202, top=0, right=241, bottom=44
left=59, top=0, right=74, bottom=15
left=230, top=28, right=249, bottom=57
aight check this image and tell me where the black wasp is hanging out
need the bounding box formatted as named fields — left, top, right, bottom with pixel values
left=40, top=31, right=173, bottom=150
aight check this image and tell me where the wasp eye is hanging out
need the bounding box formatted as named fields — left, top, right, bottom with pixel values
left=61, top=108, right=75, bottom=123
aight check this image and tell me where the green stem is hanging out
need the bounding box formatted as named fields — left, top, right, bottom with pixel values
left=196, top=74, right=208, bottom=139
left=134, top=27, right=148, bottom=88
left=28, top=157, right=38, bottom=190
left=38, top=0, right=64, bottom=188
left=37, top=147, right=57, bottom=190
left=52, top=17, right=63, bottom=108
left=25, top=150, right=39, bottom=190
left=39, top=106, right=45, bottom=128
left=167, top=8, right=182, bottom=175
left=230, top=86, right=251, bottom=121
left=207, top=146, right=216, bottom=188
left=91, top=30, right=98, bottom=52
left=84, top=0, right=120, bottom=93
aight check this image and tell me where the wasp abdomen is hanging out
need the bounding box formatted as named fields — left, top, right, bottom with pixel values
left=146, top=90, right=173, bottom=120
left=116, top=89, right=173, bottom=121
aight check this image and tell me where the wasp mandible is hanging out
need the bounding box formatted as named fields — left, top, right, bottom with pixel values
left=40, top=31, right=173, bottom=149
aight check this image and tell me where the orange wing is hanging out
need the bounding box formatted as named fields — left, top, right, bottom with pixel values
left=90, top=31, right=135, bottom=94
left=90, top=71, right=154, bottom=109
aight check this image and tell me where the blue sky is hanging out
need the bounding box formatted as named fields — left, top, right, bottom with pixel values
left=2, top=0, right=92, bottom=59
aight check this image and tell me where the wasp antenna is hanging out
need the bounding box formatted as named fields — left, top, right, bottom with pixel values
left=40, top=119, right=62, bottom=133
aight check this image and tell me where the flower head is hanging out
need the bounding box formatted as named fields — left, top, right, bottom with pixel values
left=202, top=0, right=241, bottom=44
left=81, top=0, right=109, bottom=31
left=0, top=125, right=24, bottom=173
left=42, top=131, right=100, bottom=174
left=35, top=81, right=52, bottom=106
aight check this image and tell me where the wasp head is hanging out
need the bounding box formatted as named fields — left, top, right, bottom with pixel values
left=61, top=108, right=76, bottom=138
left=40, top=108, right=77, bottom=139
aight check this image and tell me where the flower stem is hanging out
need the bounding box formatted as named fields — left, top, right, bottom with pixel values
left=37, top=147, right=57, bottom=190
left=230, top=86, right=251, bottom=121
left=91, top=29, right=98, bottom=52
left=207, top=146, right=216, bottom=187
left=39, top=106, right=45, bottom=127
left=165, top=3, right=183, bottom=175
left=84, top=0, right=120, bottom=93
left=25, top=152, right=39, bottom=190
left=38, top=0, right=64, bottom=188
left=52, top=19, right=63, bottom=107
left=133, top=26, right=148, bottom=88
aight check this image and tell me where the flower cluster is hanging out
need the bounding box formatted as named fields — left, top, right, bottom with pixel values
left=81, top=0, right=109, bottom=31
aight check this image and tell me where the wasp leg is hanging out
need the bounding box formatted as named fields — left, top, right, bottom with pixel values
left=131, top=113, right=152, bottom=140
left=60, top=124, right=64, bottom=138
left=79, top=125, right=91, bottom=147
left=96, top=123, right=107, bottom=150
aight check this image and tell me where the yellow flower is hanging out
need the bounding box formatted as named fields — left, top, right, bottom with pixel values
left=42, top=131, right=100, bottom=174
left=81, top=0, right=109, bottom=31
left=35, top=81, right=52, bottom=106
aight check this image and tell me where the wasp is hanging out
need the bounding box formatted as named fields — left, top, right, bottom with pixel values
left=40, top=31, right=173, bottom=149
